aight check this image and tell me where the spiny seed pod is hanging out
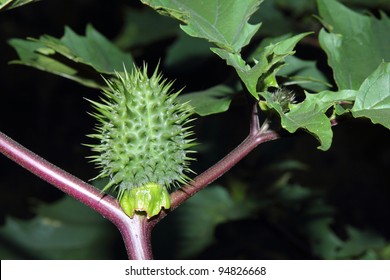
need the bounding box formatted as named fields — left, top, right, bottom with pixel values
left=87, top=64, right=196, bottom=218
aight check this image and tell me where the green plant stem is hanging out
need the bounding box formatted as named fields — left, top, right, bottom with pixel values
left=0, top=130, right=152, bottom=260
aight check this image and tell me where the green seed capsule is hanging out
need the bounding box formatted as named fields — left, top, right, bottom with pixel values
left=87, top=64, right=196, bottom=218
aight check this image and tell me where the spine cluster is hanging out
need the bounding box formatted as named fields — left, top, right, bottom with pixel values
left=87, top=64, right=196, bottom=218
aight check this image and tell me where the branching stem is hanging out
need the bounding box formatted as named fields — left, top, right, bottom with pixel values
left=0, top=131, right=152, bottom=260
left=152, top=105, right=279, bottom=224
left=170, top=129, right=278, bottom=209
left=0, top=104, right=279, bottom=259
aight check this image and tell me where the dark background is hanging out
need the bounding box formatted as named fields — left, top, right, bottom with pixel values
left=0, top=0, right=389, bottom=259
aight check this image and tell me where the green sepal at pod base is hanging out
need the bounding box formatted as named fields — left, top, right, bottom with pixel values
left=120, top=183, right=171, bottom=219
left=87, top=64, right=196, bottom=218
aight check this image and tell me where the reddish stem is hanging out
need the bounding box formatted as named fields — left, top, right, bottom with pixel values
left=0, top=131, right=152, bottom=260
left=151, top=108, right=279, bottom=224
left=172, top=129, right=278, bottom=207
left=0, top=105, right=280, bottom=259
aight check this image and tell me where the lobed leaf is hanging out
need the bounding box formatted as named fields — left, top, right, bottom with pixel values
left=277, top=55, right=330, bottom=92
left=8, top=39, right=102, bottom=88
left=140, top=0, right=262, bottom=53
left=213, top=33, right=310, bottom=99
left=304, top=214, right=385, bottom=259
left=318, top=0, right=390, bottom=90
left=352, top=62, right=390, bottom=129
left=177, top=84, right=236, bottom=116
left=9, top=25, right=134, bottom=89
left=263, top=89, right=356, bottom=150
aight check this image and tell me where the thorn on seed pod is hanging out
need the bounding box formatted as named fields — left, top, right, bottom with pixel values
left=86, top=63, right=196, bottom=218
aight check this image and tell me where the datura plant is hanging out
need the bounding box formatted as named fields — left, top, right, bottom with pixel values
left=87, top=65, right=196, bottom=219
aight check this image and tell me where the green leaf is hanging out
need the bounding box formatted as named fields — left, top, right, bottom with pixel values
left=298, top=192, right=387, bottom=259
left=0, top=197, right=115, bottom=259
left=172, top=186, right=252, bottom=258
left=47, top=24, right=134, bottom=74
left=352, top=62, right=390, bottom=129
left=165, top=32, right=212, bottom=68
left=213, top=33, right=310, bottom=99
left=303, top=208, right=385, bottom=259
left=258, top=32, right=313, bottom=90
left=251, top=0, right=296, bottom=37
left=317, top=0, right=390, bottom=90
left=140, top=0, right=262, bottom=53
left=211, top=49, right=255, bottom=95
left=9, top=25, right=134, bottom=89
left=277, top=55, right=330, bottom=92
left=276, top=0, right=316, bottom=16
left=8, top=39, right=102, bottom=89
left=336, top=226, right=386, bottom=259
left=0, top=0, right=38, bottom=11
left=177, top=84, right=236, bottom=116
left=263, top=89, right=356, bottom=150
left=114, top=7, right=179, bottom=49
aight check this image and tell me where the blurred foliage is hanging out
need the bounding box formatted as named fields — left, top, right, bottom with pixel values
left=154, top=149, right=390, bottom=259
left=0, top=0, right=389, bottom=260
left=0, top=0, right=39, bottom=12
left=0, top=197, right=118, bottom=259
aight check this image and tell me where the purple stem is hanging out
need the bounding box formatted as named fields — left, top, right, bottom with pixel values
left=170, top=128, right=278, bottom=210
left=0, top=131, right=152, bottom=260
left=151, top=106, right=279, bottom=224
left=0, top=105, right=280, bottom=259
